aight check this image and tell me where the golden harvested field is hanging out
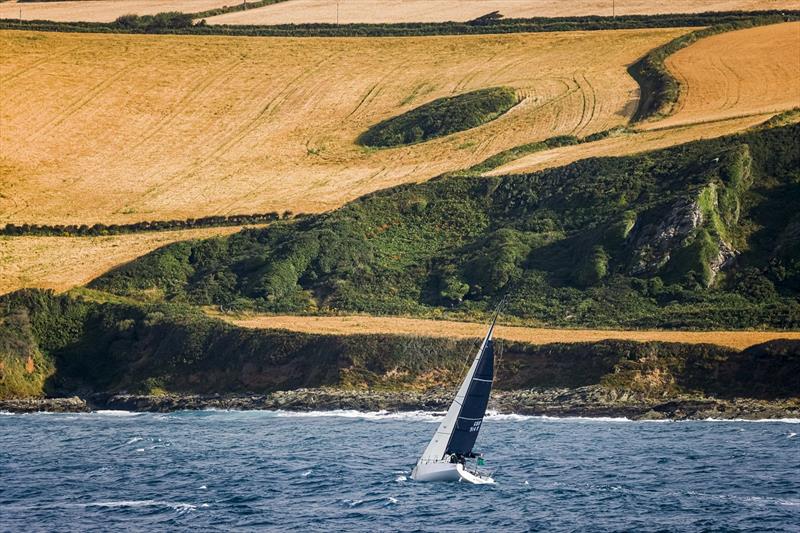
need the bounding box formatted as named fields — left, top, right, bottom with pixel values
left=207, top=0, right=800, bottom=25
left=0, top=27, right=687, bottom=225
left=0, top=227, right=247, bottom=295
left=221, top=314, right=800, bottom=351
left=0, top=1, right=233, bottom=23
left=491, top=22, right=800, bottom=175
left=652, top=22, right=800, bottom=129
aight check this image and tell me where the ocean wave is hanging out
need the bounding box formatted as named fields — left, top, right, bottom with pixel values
left=84, top=500, right=201, bottom=512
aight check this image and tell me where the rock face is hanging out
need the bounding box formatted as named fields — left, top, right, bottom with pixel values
left=4, top=389, right=795, bottom=421
left=627, top=190, right=739, bottom=285
left=629, top=196, right=705, bottom=275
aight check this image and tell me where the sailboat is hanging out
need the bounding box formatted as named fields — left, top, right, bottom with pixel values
left=411, top=308, right=498, bottom=484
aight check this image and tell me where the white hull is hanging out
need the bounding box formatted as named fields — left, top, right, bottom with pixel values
left=411, top=462, right=494, bottom=484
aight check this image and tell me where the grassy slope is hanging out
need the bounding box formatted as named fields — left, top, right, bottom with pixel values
left=91, top=125, right=800, bottom=330
left=1, top=289, right=798, bottom=399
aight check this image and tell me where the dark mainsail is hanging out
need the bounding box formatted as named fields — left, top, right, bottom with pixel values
left=444, top=337, right=494, bottom=456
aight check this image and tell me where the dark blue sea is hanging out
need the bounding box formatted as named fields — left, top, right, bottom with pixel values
left=1, top=410, right=798, bottom=532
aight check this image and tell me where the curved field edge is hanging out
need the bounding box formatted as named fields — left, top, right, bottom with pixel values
left=484, top=111, right=800, bottom=177
left=358, top=87, right=518, bottom=148
left=628, top=14, right=799, bottom=123
left=1, top=288, right=798, bottom=399
left=1, top=10, right=798, bottom=36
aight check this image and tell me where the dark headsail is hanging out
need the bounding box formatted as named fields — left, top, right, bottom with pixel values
left=444, top=336, right=494, bottom=456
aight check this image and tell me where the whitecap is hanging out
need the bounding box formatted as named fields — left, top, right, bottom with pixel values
left=125, top=437, right=143, bottom=445
left=386, top=497, right=398, bottom=505
left=92, top=410, right=143, bottom=417
left=394, top=475, right=407, bottom=482
left=85, top=500, right=196, bottom=512
left=301, top=470, right=312, bottom=477
left=343, top=499, right=363, bottom=507
left=135, top=448, right=145, bottom=452
left=199, top=485, right=208, bottom=490
left=788, top=432, right=797, bottom=438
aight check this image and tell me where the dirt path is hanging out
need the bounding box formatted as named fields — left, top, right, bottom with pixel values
left=487, top=113, right=777, bottom=175
left=220, top=313, right=800, bottom=350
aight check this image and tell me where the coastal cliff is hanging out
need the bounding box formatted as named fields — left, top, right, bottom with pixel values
left=1, top=290, right=797, bottom=418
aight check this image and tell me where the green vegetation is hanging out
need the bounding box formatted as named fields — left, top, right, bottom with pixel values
left=0, top=212, right=295, bottom=237
left=1, top=289, right=797, bottom=399
left=628, top=14, right=798, bottom=122
left=114, top=12, right=196, bottom=31
left=359, top=87, right=518, bottom=148
left=2, top=11, right=797, bottom=37
left=91, top=124, right=800, bottom=329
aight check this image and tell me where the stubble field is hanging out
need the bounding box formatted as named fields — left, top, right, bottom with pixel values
left=0, top=27, right=686, bottom=225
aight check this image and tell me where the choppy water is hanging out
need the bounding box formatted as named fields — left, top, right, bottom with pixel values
left=1, top=410, right=798, bottom=532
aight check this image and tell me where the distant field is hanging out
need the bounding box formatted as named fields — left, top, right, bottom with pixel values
left=652, top=22, right=800, bottom=128
left=221, top=314, right=800, bottom=351
left=0, top=27, right=685, bottom=225
left=0, top=227, right=246, bottom=295
left=207, top=0, right=800, bottom=25
left=0, top=1, right=234, bottom=23
left=490, top=22, right=800, bottom=175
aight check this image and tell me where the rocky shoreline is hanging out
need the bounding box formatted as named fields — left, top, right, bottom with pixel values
left=2, top=387, right=798, bottom=420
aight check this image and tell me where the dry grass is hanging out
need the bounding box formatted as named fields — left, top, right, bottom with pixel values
left=650, top=22, right=800, bottom=129
left=0, top=27, right=686, bottom=225
left=0, top=227, right=248, bottom=295
left=220, top=314, right=800, bottom=351
left=207, top=0, right=800, bottom=25
left=0, top=1, right=233, bottom=23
